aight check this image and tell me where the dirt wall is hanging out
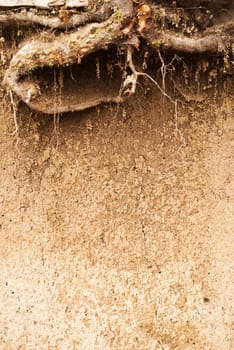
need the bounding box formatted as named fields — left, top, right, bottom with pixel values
left=0, top=67, right=233, bottom=348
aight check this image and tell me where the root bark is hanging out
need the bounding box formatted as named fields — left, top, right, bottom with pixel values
left=0, top=4, right=112, bottom=29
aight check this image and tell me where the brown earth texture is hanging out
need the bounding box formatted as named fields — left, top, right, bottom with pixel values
left=0, top=31, right=233, bottom=349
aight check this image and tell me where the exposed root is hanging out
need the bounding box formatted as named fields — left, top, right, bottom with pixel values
left=52, top=113, right=61, bottom=149
left=124, top=46, right=176, bottom=103
left=124, top=45, right=186, bottom=148
left=140, top=8, right=233, bottom=54
left=8, top=89, right=21, bottom=155
left=158, top=50, right=167, bottom=94
left=9, top=90, right=19, bottom=135
left=0, top=0, right=88, bottom=9
left=136, top=3, right=233, bottom=54
left=161, top=33, right=232, bottom=53
left=34, top=96, right=124, bottom=114
left=0, top=4, right=112, bottom=29
left=3, top=0, right=133, bottom=114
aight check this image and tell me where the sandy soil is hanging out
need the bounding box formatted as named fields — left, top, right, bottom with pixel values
left=0, top=57, right=233, bottom=349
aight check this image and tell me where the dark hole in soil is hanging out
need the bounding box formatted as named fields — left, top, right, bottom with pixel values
left=203, top=297, right=210, bottom=303
left=20, top=47, right=125, bottom=113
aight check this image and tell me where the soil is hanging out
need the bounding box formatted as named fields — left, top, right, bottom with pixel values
left=0, top=35, right=233, bottom=349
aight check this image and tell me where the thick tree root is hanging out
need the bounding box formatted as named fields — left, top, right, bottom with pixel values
left=0, top=4, right=112, bottom=29
left=169, top=34, right=231, bottom=54
left=137, top=3, right=233, bottom=54
left=146, top=32, right=233, bottom=54
left=31, top=96, right=124, bottom=114
left=4, top=1, right=133, bottom=114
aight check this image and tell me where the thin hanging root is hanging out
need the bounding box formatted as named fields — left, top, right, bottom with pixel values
left=124, top=46, right=186, bottom=147
left=9, top=90, right=19, bottom=135
left=157, top=52, right=184, bottom=98
left=9, top=90, right=21, bottom=155
left=124, top=46, right=176, bottom=103
left=158, top=50, right=166, bottom=93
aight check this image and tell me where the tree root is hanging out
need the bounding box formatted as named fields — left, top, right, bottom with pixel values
left=3, top=0, right=133, bottom=114
left=124, top=45, right=177, bottom=104
left=31, top=96, right=124, bottom=114
left=137, top=3, right=234, bottom=54
left=149, top=32, right=233, bottom=54
left=0, top=4, right=112, bottom=29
